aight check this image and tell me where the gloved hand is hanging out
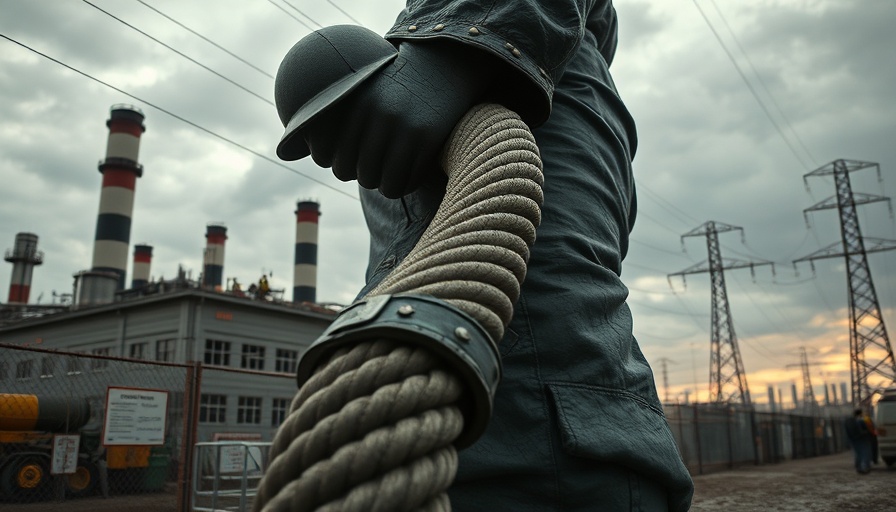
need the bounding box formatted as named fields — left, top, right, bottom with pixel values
left=302, top=41, right=496, bottom=198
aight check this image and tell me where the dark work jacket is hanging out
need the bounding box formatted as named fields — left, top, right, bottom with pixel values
left=355, top=1, right=694, bottom=510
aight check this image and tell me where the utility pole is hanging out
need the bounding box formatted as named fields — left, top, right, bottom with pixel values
left=786, top=347, right=822, bottom=416
left=657, top=358, right=677, bottom=403
left=793, top=159, right=896, bottom=406
left=669, top=221, right=773, bottom=405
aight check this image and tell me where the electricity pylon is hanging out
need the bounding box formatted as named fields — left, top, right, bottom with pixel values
left=786, top=347, right=821, bottom=416
left=669, top=221, right=773, bottom=405
left=793, top=159, right=896, bottom=406
left=657, top=357, right=677, bottom=403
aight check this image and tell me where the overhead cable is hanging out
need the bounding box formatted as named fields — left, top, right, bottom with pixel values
left=0, top=33, right=359, bottom=201
left=81, top=0, right=274, bottom=106
left=136, top=0, right=275, bottom=79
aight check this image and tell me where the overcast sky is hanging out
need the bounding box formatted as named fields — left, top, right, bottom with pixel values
left=2, top=0, right=895, bottom=406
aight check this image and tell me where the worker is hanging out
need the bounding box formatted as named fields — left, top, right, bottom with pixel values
left=275, top=0, right=693, bottom=509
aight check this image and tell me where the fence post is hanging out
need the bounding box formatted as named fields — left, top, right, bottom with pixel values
left=749, top=408, right=759, bottom=465
left=726, top=406, right=734, bottom=469
left=693, top=404, right=703, bottom=475
left=177, top=361, right=202, bottom=512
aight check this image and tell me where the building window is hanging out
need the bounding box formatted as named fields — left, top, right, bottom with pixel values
left=16, top=360, right=33, bottom=379
left=241, top=344, right=265, bottom=371
left=199, top=394, right=227, bottom=423
left=91, top=348, right=111, bottom=370
left=271, top=398, right=290, bottom=427
left=237, top=396, right=262, bottom=424
left=40, top=357, right=54, bottom=378
left=129, top=342, right=148, bottom=360
left=156, top=339, right=176, bottom=362
left=275, top=349, right=298, bottom=374
left=204, top=340, right=231, bottom=366
left=66, top=357, right=82, bottom=375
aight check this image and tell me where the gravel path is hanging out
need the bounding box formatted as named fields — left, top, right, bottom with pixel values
left=691, top=451, right=895, bottom=511
left=5, top=452, right=893, bottom=511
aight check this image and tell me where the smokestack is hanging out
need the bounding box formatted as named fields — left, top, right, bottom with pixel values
left=840, top=382, right=849, bottom=405
left=293, top=200, right=320, bottom=303
left=831, top=383, right=838, bottom=405
left=4, top=233, right=43, bottom=304
left=203, top=224, right=227, bottom=291
left=91, top=104, right=146, bottom=290
left=131, top=244, right=152, bottom=289
left=767, top=385, right=776, bottom=412
left=791, top=382, right=799, bottom=409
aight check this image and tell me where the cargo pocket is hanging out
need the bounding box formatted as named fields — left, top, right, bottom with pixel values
left=546, top=382, right=693, bottom=511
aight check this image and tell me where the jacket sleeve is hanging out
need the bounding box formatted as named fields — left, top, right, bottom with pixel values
left=384, top=0, right=617, bottom=127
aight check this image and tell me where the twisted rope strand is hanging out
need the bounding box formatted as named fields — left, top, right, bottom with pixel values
left=255, top=104, right=543, bottom=512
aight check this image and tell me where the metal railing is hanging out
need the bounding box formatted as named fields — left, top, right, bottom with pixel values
left=192, top=441, right=270, bottom=512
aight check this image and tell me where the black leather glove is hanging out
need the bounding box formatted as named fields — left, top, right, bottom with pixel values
left=302, top=41, right=495, bottom=198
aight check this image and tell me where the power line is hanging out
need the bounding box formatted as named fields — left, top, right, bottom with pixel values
left=638, top=183, right=701, bottom=226
left=81, top=0, right=273, bottom=106
left=629, top=238, right=693, bottom=258
left=707, top=0, right=818, bottom=167
left=266, top=0, right=316, bottom=32
left=280, top=0, right=324, bottom=29
left=136, top=0, right=275, bottom=79
left=326, top=0, right=363, bottom=25
left=690, top=0, right=811, bottom=171
left=0, top=33, right=359, bottom=201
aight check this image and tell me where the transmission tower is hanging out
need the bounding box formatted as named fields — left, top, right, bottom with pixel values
left=668, top=221, right=773, bottom=405
left=786, top=347, right=821, bottom=416
left=657, top=357, right=677, bottom=403
left=793, top=159, right=896, bottom=406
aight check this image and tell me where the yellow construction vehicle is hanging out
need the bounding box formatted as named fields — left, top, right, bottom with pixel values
left=0, top=393, right=96, bottom=501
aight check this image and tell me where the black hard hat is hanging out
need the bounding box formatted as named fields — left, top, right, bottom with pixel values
left=274, top=25, right=398, bottom=161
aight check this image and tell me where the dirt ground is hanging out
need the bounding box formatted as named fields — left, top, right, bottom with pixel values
left=691, top=452, right=895, bottom=511
left=4, top=452, right=893, bottom=511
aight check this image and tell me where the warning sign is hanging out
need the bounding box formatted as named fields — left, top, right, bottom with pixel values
left=102, top=387, right=168, bottom=446
left=51, top=434, right=81, bottom=475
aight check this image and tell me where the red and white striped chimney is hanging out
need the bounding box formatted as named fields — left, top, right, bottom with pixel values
left=131, top=244, right=152, bottom=289
left=91, top=104, right=146, bottom=290
left=4, top=232, right=43, bottom=304
left=202, top=224, right=227, bottom=291
left=294, top=201, right=320, bottom=303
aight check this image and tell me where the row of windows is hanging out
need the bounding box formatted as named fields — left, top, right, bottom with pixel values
left=127, top=339, right=176, bottom=362
left=1, top=339, right=299, bottom=379
left=0, top=347, right=114, bottom=380
left=203, top=340, right=298, bottom=374
left=199, top=394, right=292, bottom=427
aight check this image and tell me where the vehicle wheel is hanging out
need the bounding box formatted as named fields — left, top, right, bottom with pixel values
left=884, top=456, right=896, bottom=468
left=1, top=456, right=50, bottom=502
left=65, top=460, right=98, bottom=498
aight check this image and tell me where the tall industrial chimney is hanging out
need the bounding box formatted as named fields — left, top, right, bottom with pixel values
left=293, top=201, right=320, bottom=303
left=91, top=104, right=146, bottom=290
left=4, top=233, right=43, bottom=304
left=202, top=224, right=227, bottom=291
left=131, top=244, right=152, bottom=289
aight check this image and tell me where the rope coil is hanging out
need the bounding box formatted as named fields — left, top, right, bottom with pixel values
left=255, top=104, right=543, bottom=512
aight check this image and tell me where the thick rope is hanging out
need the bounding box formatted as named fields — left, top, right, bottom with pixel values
left=255, top=104, right=543, bottom=512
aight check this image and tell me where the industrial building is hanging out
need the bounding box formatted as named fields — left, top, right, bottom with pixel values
left=0, top=104, right=336, bottom=444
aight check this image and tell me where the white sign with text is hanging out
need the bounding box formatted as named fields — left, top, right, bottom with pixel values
left=102, top=387, right=168, bottom=445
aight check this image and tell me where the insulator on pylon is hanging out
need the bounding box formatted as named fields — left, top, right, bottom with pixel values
left=293, top=200, right=320, bottom=303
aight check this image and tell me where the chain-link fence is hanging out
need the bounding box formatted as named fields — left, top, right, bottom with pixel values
left=665, top=403, right=851, bottom=475
left=0, top=344, right=195, bottom=510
